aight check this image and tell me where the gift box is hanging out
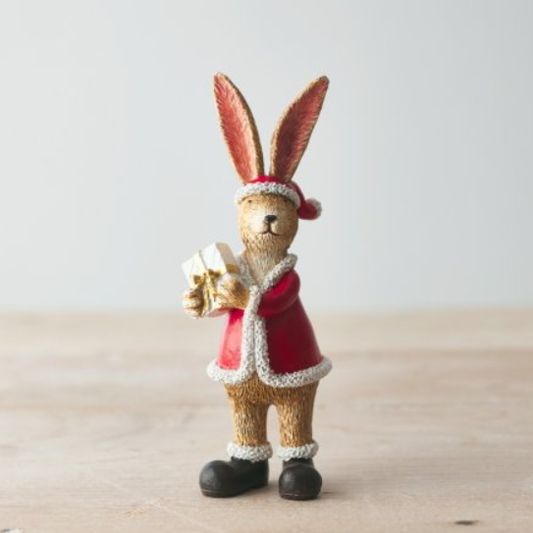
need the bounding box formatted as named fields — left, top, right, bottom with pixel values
left=182, top=243, right=240, bottom=317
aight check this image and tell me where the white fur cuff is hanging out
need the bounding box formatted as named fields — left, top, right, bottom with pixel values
left=277, top=440, right=319, bottom=461
left=227, top=442, right=273, bottom=462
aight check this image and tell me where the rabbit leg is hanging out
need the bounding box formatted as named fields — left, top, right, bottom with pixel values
left=227, top=398, right=269, bottom=449
left=274, top=381, right=322, bottom=500
left=199, top=375, right=271, bottom=498
left=274, top=381, right=318, bottom=452
left=225, top=374, right=272, bottom=454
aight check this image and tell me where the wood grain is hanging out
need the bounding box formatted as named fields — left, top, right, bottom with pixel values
left=0, top=310, right=532, bottom=533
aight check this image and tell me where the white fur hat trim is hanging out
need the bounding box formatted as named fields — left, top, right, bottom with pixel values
left=234, top=182, right=301, bottom=208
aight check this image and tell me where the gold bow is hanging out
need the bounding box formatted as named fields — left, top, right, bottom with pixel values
left=192, top=269, right=222, bottom=315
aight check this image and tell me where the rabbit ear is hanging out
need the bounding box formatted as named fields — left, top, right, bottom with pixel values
left=213, top=73, right=264, bottom=183
left=270, top=76, right=329, bottom=182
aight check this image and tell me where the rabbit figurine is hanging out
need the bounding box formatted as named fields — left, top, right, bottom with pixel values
left=183, top=73, right=332, bottom=500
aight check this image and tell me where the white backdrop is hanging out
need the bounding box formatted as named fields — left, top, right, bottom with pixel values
left=0, top=0, right=532, bottom=311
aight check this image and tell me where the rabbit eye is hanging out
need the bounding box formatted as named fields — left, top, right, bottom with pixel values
left=247, top=199, right=253, bottom=204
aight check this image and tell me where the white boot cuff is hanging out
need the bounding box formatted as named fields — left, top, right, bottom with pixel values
left=227, top=442, right=273, bottom=463
left=277, top=440, right=319, bottom=461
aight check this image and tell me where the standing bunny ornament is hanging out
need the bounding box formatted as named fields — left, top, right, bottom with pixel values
left=182, top=73, right=332, bottom=500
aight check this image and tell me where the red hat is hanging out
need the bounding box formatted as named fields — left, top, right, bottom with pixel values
left=234, top=175, right=322, bottom=221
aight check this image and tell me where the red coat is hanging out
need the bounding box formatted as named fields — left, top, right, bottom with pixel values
left=207, top=255, right=331, bottom=388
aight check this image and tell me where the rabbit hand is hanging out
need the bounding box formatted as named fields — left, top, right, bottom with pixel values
left=215, top=277, right=249, bottom=310
left=183, top=287, right=204, bottom=319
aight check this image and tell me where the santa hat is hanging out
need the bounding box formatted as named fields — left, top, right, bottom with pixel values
left=234, top=175, right=322, bottom=220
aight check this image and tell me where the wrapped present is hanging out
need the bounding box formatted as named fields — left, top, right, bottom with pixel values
left=182, top=243, right=240, bottom=317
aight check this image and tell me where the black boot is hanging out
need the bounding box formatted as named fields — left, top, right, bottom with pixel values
left=278, top=458, right=322, bottom=500
left=199, top=457, right=269, bottom=498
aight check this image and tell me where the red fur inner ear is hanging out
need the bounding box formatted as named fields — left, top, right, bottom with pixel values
left=214, top=73, right=264, bottom=183
left=270, top=76, right=329, bottom=182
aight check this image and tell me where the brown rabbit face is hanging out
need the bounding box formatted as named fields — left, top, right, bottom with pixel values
left=238, top=194, right=298, bottom=254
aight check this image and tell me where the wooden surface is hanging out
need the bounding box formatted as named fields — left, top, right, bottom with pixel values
left=1, top=310, right=532, bottom=533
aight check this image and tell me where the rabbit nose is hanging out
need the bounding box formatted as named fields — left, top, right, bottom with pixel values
left=265, top=215, right=277, bottom=224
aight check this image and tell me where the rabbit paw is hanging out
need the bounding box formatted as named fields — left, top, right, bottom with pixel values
left=182, top=287, right=204, bottom=319
left=216, top=277, right=250, bottom=310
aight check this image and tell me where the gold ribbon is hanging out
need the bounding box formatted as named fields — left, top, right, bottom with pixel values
left=190, top=250, right=239, bottom=315
left=192, top=269, right=222, bottom=315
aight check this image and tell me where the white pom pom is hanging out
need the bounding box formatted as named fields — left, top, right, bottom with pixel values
left=307, top=198, right=322, bottom=218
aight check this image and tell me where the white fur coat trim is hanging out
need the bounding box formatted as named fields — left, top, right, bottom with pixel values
left=206, top=253, right=332, bottom=388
